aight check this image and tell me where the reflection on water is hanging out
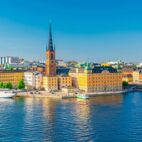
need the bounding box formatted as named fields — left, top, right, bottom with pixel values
left=0, top=92, right=142, bottom=142
left=89, top=94, right=123, bottom=104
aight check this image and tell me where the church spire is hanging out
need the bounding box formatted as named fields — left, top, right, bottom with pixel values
left=47, top=24, right=54, bottom=51
left=54, top=44, right=56, bottom=51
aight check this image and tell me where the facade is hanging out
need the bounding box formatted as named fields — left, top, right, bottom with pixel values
left=24, top=71, right=43, bottom=89
left=133, top=70, right=142, bottom=83
left=121, top=67, right=135, bottom=83
left=69, top=63, right=122, bottom=93
left=24, top=72, right=35, bottom=89
left=58, top=75, right=72, bottom=89
left=35, top=73, right=43, bottom=89
left=122, top=74, right=133, bottom=83
left=42, top=76, right=58, bottom=91
left=0, top=56, right=21, bottom=65
left=0, top=71, right=24, bottom=86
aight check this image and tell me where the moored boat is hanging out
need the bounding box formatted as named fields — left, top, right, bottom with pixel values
left=0, top=90, right=16, bottom=98
left=77, top=93, right=89, bottom=99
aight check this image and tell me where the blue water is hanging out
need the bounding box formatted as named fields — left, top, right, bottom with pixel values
left=0, top=92, right=142, bottom=142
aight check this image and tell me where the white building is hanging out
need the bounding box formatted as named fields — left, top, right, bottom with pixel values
left=35, top=73, right=43, bottom=89
left=24, top=71, right=42, bottom=89
left=0, top=56, right=21, bottom=65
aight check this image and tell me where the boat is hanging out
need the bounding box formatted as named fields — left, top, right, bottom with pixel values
left=0, top=90, right=17, bottom=98
left=76, top=93, right=89, bottom=99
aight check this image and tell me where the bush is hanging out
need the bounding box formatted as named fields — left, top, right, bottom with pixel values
left=123, top=81, right=129, bottom=87
left=6, top=82, right=13, bottom=89
left=0, top=82, right=13, bottom=89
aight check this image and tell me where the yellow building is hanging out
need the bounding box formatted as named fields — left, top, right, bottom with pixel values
left=58, top=75, right=72, bottom=89
left=0, top=71, right=24, bottom=86
left=101, top=63, right=111, bottom=67
left=42, top=75, right=72, bottom=91
left=42, top=76, right=58, bottom=91
left=69, top=63, right=122, bottom=93
left=122, top=74, right=133, bottom=83
left=133, top=70, right=142, bottom=83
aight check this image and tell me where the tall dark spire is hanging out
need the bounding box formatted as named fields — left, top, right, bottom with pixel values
left=47, top=24, right=54, bottom=51
left=54, top=44, right=56, bottom=51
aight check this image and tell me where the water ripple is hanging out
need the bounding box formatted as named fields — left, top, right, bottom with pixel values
left=0, top=93, right=142, bottom=141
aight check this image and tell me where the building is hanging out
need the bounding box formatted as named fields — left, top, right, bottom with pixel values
left=45, top=24, right=56, bottom=76
left=122, top=74, right=133, bottom=83
left=42, top=25, right=72, bottom=91
left=121, top=67, right=135, bottom=83
left=35, top=73, right=43, bottom=89
left=0, top=71, right=24, bottom=86
left=56, top=67, right=70, bottom=75
left=133, top=70, right=142, bottom=83
left=57, top=60, right=67, bottom=67
left=24, top=71, right=43, bottom=89
left=42, top=24, right=57, bottom=91
left=42, top=76, right=58, bottom=91
left=58, top=75, right=72, bottom=89
left=69, top=63, right=122, bottom=93
left=121, top=67, right=135, bottom=76
left=0, top=56, right=21, bottom=65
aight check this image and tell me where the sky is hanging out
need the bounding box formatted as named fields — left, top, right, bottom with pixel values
left=0, top=0, right=142, bottom=62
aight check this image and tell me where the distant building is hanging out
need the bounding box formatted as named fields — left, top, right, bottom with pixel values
left=0, top=56, right=21, bottom=65
left=57, top=60, right=67, bottom=67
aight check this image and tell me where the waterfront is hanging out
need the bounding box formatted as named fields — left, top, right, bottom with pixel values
left=0, top=92, right=142, bottom=142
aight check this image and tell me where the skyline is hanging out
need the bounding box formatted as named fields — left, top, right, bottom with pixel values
left=0, top=0, right=142, bottom=62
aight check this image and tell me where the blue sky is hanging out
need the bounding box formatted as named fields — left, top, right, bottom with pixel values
left=0, top=0, right=142, bottom=62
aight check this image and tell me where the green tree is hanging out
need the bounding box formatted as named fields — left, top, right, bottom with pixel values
left=0, top=82, right=4, bottom=88
left=6, top=82, right=13, bottom=89
left=2, top=83, right=7, bottom=88
left=123, top=81, right=129, bottom=87
left=17, top=80, right=25, bottom=90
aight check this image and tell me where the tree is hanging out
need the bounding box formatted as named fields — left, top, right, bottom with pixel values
left=0, top=82, right=4, bottom=88
left=2, top=83, right=7, bottom=88
left=17, top=80, right=25, bottom=90
left=6, top=82, right=13, bottom=89
left=123, top=81, right=129, bottom=87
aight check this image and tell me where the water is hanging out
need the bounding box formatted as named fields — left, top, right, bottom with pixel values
left=0, top=92, right=142, bottom=142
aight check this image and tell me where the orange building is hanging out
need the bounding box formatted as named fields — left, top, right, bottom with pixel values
left=45, top=24, right=56, bottom=76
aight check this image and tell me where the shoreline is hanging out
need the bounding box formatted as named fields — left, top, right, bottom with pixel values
left=15, top=88, right=136, bottom=99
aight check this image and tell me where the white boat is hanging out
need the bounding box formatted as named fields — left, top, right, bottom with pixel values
left=0, top=91, right=16, bottom=98
left=77, top=93, right=89, bottom=99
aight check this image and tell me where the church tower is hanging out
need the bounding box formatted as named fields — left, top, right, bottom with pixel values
left=45, top=24, right=56, bottom=76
